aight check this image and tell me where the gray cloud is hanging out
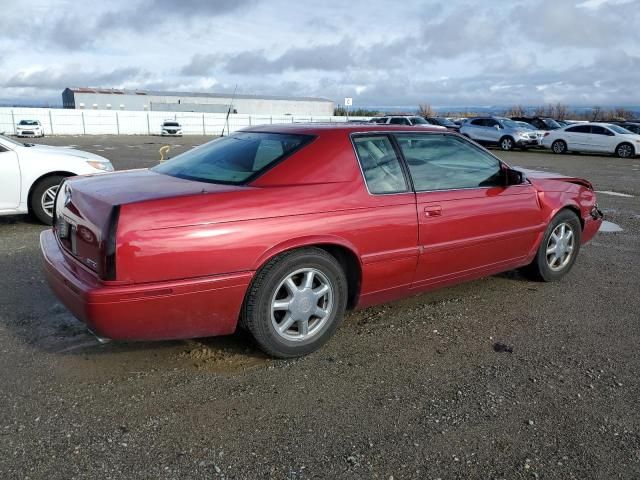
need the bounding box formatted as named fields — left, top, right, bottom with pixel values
left=98, top=0, right=257, bottom=31
left=5, top=67, right=147, bottom=90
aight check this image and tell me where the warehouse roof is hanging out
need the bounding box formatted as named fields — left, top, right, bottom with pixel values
left=64, top=87, right=333, bottom=103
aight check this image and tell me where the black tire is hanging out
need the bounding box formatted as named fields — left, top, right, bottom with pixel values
left=30, top=175, right=65, bottom=225
left=242, top=248, right=348, bottom=358
left=522, top=210, right=582, bottom=282
left=499, top=136, right=515, bottom=151
left=616, top=142, right=634, bottom=158
left=551, top=139, right=567, bottom=154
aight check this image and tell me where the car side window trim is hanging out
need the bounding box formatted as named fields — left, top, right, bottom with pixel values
left=349, top=133, right=413, bottom=196
left=391, top=132, right=523, bottom=193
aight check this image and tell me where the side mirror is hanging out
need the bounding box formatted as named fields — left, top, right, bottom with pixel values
left=504, top=168, right=526, bottom=186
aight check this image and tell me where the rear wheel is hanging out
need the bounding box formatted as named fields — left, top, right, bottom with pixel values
left=30, top=175, right=65, bottom=225
left=242, top=248, right=348, bottom=358
left=499, top=136, right=515, bottom=151
left=616, top=142, right=634, bottom=158
left=523, top=210, right=581, bottom=282
left=551, top=140, right=567, bottom=154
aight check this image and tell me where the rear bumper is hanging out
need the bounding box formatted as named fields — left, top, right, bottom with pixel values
left=40, top=230, right=253, bottom=341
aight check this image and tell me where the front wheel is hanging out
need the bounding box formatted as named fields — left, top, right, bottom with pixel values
left=30, top=175, right=65, bottom=225
left=242, top=248, right=348, bottom=358
left=522, top=210, right=582, bottom=282
left=551, top=139, right=567, bottom=154
left=616, top=142, right=634, bottom=158
left=500, top=136, right=514, bottom=151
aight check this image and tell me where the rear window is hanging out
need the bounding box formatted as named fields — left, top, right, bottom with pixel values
left=152, top=132, right=312, bottom=185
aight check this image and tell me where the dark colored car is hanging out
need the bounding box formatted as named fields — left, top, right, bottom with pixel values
left=424, top=117, right=460, bottom=131
left=511, top=117, right=563, bottom=131
left=610, top=122, right=640, bottom=135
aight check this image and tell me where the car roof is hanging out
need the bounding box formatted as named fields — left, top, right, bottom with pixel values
left=242, top=123, right=445, bottom=135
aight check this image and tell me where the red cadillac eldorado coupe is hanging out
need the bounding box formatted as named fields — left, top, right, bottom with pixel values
left=41, top=124, right=602, bottom=357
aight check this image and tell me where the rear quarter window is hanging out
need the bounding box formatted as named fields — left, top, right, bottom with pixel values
left=152, top=132, right=313, bottom=185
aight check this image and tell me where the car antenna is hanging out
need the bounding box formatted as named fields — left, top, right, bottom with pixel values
left=221, top=84, right=238, bottom=137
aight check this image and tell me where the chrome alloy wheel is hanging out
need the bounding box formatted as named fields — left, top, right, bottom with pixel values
left=270, top=268, right=334, bottom=342
left=501, top=138, right=513, bottom=150
left=546, top=222, right=575, bottom=271
left=41, top=185, right=59, bottom=218
left=617, top=144, right=633, bottom=158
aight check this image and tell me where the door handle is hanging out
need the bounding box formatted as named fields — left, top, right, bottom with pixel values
left=424, top=205, right=442, bottom=217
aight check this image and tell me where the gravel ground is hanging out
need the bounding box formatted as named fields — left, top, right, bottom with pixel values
left=1, top=135, right=639, bottom=479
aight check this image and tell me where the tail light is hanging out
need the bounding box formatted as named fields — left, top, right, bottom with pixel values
left=103, top=206, right=120, bottom=281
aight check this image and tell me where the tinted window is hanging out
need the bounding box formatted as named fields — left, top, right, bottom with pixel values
left=153, top=132, right=311, bottom=184
left=353, top=135, right=408, bottom=194
left=470, top=119, right=485, bottom=126
left=19, top=120, right=39, bottom=126
left=390, top=117, right=410, bottom=125
left=566, top=125, right=591, bottom=134
left=395, top=134, right=503, bottom=191
left=163, top=122, right=180, bottom=127
left=591, top=126, right=614, bottom=136
left=541, top=118, right=561, bottom=129
left=485, top=119, right=498, bottom=127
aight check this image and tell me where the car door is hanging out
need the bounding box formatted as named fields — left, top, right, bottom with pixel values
left=393, top=132, right=544, bottom=289
left=465, top=119, right=486, bottom=141
left=0, top=144, right=21, bottom=210
left=483, top=118, right=501, bottom=143
left=563, top=125, right=590, bottom=150
left=589, top=125, right=616, bottom=152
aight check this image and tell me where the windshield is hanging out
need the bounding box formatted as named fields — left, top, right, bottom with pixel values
left=152, top=132, right=313, bottom=185
left=163, top=122, right=180, bottom=127
left=410, top=117, right=429, bottom=124
left=499, top=119, right=521, bottom=129
left=434, top=118, right=456, bottom=127
left=608, top=124, right=633, bottom=134
left=516, top=122, right=535, bottom=130
left=18, top=120, right=39, bottom=126
left=542, top=118, right=561, bottom=129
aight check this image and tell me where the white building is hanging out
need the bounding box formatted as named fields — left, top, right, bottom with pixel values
left=62, top=88, right=334, bottom=116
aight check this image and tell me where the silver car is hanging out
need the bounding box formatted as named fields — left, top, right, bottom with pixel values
left=460, top=117, right=540, bottom=151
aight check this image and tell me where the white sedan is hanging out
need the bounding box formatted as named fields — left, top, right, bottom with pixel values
left=0, top=135, right=114, bottom=224
left=542, top=122, right=640, bottom=158
left=16, top=119, right=45, bottom=137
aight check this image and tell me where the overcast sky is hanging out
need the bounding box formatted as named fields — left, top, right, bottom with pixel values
left=1, top=0, right=639, bottom=108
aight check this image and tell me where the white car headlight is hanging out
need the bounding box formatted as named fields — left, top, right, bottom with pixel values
left=86, top=160, right=114, bottom=172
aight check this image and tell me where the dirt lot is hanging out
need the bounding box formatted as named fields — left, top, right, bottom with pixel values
left=1, top=135, right=639, bottom=479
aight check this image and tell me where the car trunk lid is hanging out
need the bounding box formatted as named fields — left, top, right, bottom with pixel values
left=54, top=169, right=247, bottom=279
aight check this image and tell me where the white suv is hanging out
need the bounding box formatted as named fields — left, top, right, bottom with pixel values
left=369, top=116, right=445, bottom=128
left=16, top=120, right=44, bottom=137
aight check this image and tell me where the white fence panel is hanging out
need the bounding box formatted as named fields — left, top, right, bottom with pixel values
left=0, top=107, right=371, bottom=136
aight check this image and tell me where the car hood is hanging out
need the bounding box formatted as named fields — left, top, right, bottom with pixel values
left=28, top=144, right=110, bottom=162
left=516, top=167, right=594, bottom=190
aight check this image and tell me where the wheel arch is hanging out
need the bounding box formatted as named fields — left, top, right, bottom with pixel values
left=615, top=141, right=635, bottom=156
left=26, top=171, right=75, bottom=212
left=251, top=236, right=363, bottom=310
